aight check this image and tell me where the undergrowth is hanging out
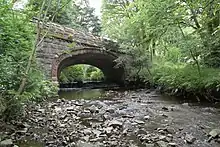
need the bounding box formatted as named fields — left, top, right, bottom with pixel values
left=151, top=62, right=220, bottom=101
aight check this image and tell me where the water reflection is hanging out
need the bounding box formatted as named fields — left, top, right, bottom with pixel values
left=59, top=88, right=105, bottom=100
left=18, top=140, right=44, bottom=147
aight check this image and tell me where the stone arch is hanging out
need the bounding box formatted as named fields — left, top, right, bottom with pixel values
left=51, top=48, right=125, bottom=84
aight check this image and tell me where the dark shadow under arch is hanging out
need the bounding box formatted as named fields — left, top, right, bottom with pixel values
left=51, top=48, right=125, bottom=84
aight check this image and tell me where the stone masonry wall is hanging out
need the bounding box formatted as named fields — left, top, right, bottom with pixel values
left=35, top=21, right=122, bottom=81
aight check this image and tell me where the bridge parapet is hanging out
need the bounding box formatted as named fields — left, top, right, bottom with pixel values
left=35, top=20, right=119, bottom=51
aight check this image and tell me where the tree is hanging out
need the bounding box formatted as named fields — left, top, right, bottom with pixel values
left=101, top=0, right=220, bottom=99
left=0, top=0, right=57, bottom=120
left=59, top=65, right=104, bottom=83
left=28, top=0, right=101, bottom=34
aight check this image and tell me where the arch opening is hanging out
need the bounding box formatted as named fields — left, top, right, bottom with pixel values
left=59, top=64, right=105, bottom=83
left=52, top=48, right=125, bottom=86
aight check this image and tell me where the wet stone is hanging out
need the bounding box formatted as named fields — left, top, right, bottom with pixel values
left=83, top=128, right=92, bottom=135
left=155, top=140, right=168, bottom=147
left=145, top=143, right=154, bottom=147
left=0, top=139, right=13, bottom=147
left=216, top=138, right=220, bottom=143
left=87, top=105, right=99, bottom=113
left=135, top=120, right=145, bottom=125
left=16, top=127, right=28, bottom=135
left=92, top=129, right=102, bottom=137
left=161, top=114, right=168, bottom=117
left=162, top=107, right=169, bottom=111
left=144, top=115, right=150, bottom=120
left=37, top=108, right=45, bottom=113
left=106, top=108, right=115, bottom=113
left=209, top=129, right=220, bottom=138
left=68, top=142, right=76, bottom=147
left=54, top=106, right=62, bottom=112
left=185, top=134, right=196, bottom=144
left=182, top=103, right=189, bottom=106
left=137, top=129, right=148, bottom=135
left=66, top=106, right=75, bottom=111
left=168, top=142, right=177, bottom=146
left=103, top=127, right=113, bottom=134
left=159, top=135, right=167, bottom=141
left=108, top=120, right=123, bottom=128
left=165, top=127, right=175, bottom=134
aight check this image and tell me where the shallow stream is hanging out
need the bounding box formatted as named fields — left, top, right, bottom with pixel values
left=14, top=88, right=220, bottom=147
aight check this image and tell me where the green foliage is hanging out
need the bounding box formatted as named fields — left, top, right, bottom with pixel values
left=102, top=0, right=220, bottom=99
left=59, top=64, right=104, bottom=83
left=152, top=62, right=220, bottom=92
left=90, top=70, right=104, bottom=81
left=59, top=65, right=84, bottom=82
left=28, top=0, right=101, bottom=34
left=0, top=1, right=57, bottom=120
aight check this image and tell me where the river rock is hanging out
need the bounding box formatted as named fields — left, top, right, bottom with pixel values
left=168, top=142, right=177, bottom=147
left=66, top=106, right=75, bottom=111
left=54, top=106, right=62, bottom=112
left=92, top=129, right=102, bottom=137
left=145, top=143, right=154, bottom=147
left=185, top=134, right=196, bottom=144
left=159, top=135, right=167, bottom=141
left=155, top=140, right=168, bottom=147
left=87, top=105, right=99, bottom=113
left=0, top=139, right=13, bottom=147
left=162, top=107, right=169, bottom=111
left=106, top=108, right=115, bottom=113
left=182, top=103, right=189, bottom=106
left=68, top=142, right=76, bottom=147
left=144, top=115, right=150, bottom=120
left=16, top=127, right=28, bottom=135
left=108, top=120, right=123, bottom=128
left=161, top=114, right=168, bottom=118
left=135, top=120, right=145, bottom=124
left=77, top=141, right=100, bottom=147
left=165, top=127, right=175, bottom=134
left=209, top=129, right=220, bottom=138
left=83, top=128, right=92, bottom=135
left=103, top=127, right=113, bottom=134
left=37, top=108, right=45, bottom=113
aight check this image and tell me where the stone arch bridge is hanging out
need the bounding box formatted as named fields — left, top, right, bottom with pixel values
left=36, top=22, right=125, bottom=84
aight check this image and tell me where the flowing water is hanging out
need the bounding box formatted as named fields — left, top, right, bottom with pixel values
left=16, top=88, right=220, bottom=147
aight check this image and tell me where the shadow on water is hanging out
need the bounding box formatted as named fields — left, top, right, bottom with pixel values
left=17, top=140, right=44, bottom=147
left=58, top=88, right=106, bottom=100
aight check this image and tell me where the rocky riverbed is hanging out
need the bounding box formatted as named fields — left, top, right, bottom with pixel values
left=1, top=89, right=220, bottom=147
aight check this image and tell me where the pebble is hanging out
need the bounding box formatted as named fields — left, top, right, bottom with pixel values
left=155, top=140, right=168, bottom=147
left=209, top=129, right=220, bottom=138
left=135, top=120, right=145, bottom=124
left=144, top=115, right=150, bottom=120
left=168, top=142, right=177, bottom=146
left=0, top=139, right=13, bottom=146
left=185, top=134, right=196, bottom=144
left=108, top=120, right=123, bottom=128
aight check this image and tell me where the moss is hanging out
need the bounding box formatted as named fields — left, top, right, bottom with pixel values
left=40, top=29, right=72, bottom=41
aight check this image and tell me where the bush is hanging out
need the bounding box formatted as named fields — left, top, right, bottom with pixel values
left=59, top=65, right=105, bottom=82
left=90, top=70, right=104, bottom=81
left=152, top=62, right=220, bottom=94
left=0, top=2, right=57, bottom=120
